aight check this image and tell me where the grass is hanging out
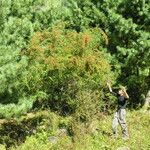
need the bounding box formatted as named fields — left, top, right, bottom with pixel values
left=2, top=110, right=150, bottom=150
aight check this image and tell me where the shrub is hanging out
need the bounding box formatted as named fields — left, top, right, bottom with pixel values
left=25, top=23, right=114, bottom=121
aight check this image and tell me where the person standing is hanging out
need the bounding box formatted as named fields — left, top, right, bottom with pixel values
left=107, top=82, right=129, bottom=140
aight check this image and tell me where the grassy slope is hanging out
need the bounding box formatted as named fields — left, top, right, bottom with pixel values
left=2, top=110, right=149, bottom=150
left=90, top=110, right=150, bottom=150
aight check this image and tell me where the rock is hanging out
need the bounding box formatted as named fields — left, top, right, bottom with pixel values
left=48, top=128, right=67, bottom=144
left=117, top=147, right=130, bottom=150
left=48, top=136, right=58, bottom=144
left=0, top=144, right=6, bottom=150
left=143, top=90, right=150, bottom=110
left=57, top=128, right=68, bottom=136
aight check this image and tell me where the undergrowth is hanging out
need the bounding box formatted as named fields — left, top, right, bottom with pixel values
left=0, top=110, right=149, bottom=150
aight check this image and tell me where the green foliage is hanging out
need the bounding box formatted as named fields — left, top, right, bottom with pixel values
left=0, top=0, right=69, bottom=118
left=0, top=23, right=114, bottom=119
left=0, top=0, right=149, bottom=114
left=93, top=0, right=150, bottom=106
left=62, top=0, right=107, bottom=31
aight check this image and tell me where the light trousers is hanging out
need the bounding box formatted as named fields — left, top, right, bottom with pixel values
left=112, top=109, right=129, bottom=137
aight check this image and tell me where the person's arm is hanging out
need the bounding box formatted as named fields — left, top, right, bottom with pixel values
left=107, top=82, right=113, bottom=92
left=122, top=87, right=129, bottom=99
left=107, top=81, right=117, bottom=96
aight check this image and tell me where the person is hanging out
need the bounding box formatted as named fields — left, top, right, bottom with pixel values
left=107, top=81, right=129, bottom=140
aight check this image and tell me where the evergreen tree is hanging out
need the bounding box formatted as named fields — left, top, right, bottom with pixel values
left=92, top=0, right=150, bottom=106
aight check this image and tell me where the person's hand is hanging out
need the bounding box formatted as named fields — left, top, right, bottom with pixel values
left=106, top=80, right=111, bottom=86
left=106, top=80, right=113, bottom=92
left=122, top=86, right=127, bottom=92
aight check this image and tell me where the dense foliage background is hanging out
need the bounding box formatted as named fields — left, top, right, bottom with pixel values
left=0, top=0, right=149, bottom=149
left=0, top=0, right=149, bottom=117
